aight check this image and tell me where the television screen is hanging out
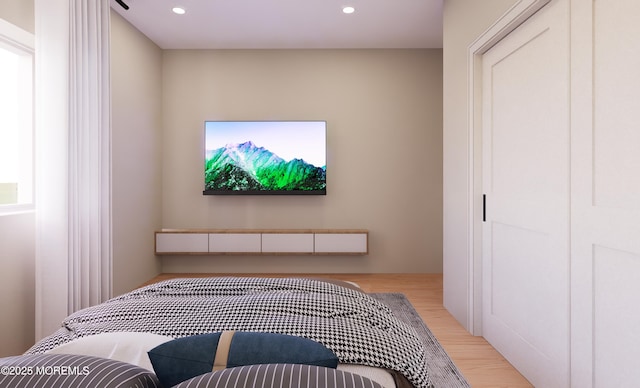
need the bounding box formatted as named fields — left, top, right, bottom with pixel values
left=204, top=121, right=327, bottom=195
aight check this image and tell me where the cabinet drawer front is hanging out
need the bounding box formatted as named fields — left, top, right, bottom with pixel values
left=156, top=233, right=209, bottom=253
left=209, top=233, right=261, bottom=253
left=314, top=233, right=368, bottom=253
left=261, top=233, right=314, bottom=253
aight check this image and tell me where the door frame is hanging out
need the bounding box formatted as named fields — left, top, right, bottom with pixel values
left=465, top=0, right=551, bottom=335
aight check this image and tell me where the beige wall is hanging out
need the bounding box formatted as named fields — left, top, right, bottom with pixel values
left=0, top=0, right=34, bottom=33
left=442, top=0, right=518, bottom=328
left=110, top=11, right=163, bottom=295
left=161, top=49, right=443, bottom=273
left=0, top=213, right=35, bottom=356
left=0, top=0, right=35, bottom=357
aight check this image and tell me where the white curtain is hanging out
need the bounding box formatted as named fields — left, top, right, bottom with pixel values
left=35, top=0, right=112, bottom=339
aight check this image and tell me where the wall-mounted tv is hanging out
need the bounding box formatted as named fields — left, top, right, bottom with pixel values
left=204, top=121, right=327, bottom=195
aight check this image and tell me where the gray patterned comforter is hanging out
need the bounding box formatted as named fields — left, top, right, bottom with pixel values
left=26, top=277, right=432, bottom=387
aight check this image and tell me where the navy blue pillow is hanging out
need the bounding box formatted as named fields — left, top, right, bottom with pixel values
left=147, top=331, right=338, bottom=387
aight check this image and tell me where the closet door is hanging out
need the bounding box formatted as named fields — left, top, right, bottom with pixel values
left=481, top=0, right=570, bottom=386
left=571, top=0, right=640, bottom=386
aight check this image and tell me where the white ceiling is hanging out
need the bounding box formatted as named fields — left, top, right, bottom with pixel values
left=111, top=0, right=443, bottom=49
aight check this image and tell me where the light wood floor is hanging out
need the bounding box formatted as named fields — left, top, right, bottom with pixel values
left=142, top=273, right=533, bottom=388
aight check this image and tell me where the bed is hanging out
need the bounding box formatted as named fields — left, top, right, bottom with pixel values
left=9, top=277, right=434, bottom=388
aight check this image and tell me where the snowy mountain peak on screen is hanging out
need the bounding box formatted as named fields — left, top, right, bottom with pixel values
left=204, top=141, right=326, bottom=192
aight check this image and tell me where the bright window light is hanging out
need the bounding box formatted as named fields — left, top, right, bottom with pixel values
left=0, top=25, right=34, bottom=213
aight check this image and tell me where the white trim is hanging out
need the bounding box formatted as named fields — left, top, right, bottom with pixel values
left=0, top=17, right=34, bottom=52
left=465, top=0, right=551, bottom=335
left=0, top=204, right=34, bottom=216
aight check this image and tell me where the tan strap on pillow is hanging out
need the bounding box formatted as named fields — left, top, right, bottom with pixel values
left=212, top=331, right=235, bottom=371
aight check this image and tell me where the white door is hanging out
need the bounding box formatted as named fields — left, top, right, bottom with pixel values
left=571, top=0, right=640, bottom=386
left=481, top=1, right=570, bottom=386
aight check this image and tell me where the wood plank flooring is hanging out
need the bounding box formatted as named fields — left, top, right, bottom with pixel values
left=141, top=273, right=533, bottom=387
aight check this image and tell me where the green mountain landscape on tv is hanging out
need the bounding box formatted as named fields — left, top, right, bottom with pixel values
left=205, top=141, right=326, bottom=192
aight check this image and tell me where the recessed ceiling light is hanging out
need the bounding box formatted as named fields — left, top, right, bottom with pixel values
left=342, top=6, right=355, bottom=14
left=172, top=7, right=186, bottom=15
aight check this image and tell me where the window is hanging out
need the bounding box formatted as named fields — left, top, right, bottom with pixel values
left=0, top=19, right=34, bottom=214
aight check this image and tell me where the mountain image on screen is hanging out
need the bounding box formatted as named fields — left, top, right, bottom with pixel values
left=205, top=141, right=326, bottom=192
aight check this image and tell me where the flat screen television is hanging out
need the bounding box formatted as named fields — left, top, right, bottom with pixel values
left=204, top=121, right=327, bottom=195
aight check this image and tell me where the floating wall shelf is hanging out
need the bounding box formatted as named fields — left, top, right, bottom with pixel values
left=155, top=229, right=369, bottom=256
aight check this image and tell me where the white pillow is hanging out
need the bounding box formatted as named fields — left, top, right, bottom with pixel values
left=45, top=332, right=173, bottom=371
